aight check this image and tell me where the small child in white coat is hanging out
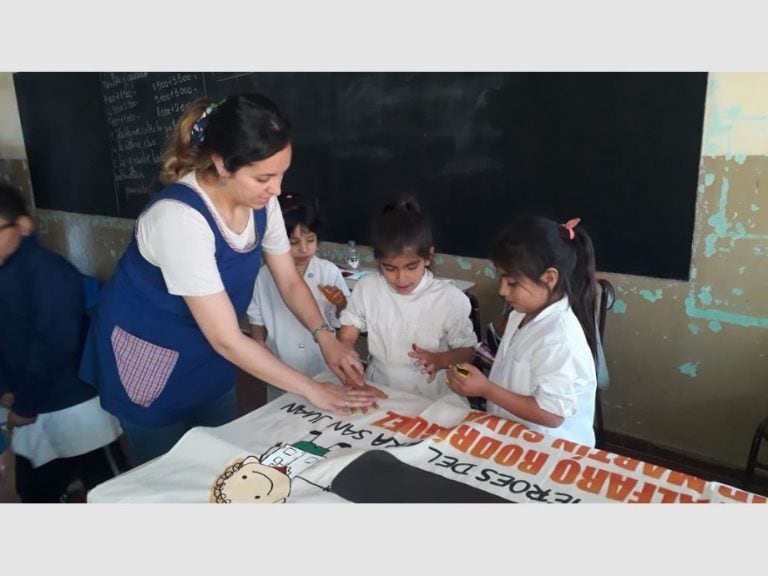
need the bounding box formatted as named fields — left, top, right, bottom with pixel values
left=248, top=195, right=350, bottom=402
left=338, top=198, right=477, bottom=402
left=447, top=215, right=599, bottom=447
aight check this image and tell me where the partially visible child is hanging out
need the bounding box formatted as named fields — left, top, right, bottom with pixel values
left=447, top=215, right=598, bottom=447
left=0, top=415, right=8, bottom=485
left=248, top=195, right=350, bottom=402
left=1, top=395, right=10, bottom=485
left=0, top=183, right=125, bottom=501
left=338, top=198, right=477, bottom=401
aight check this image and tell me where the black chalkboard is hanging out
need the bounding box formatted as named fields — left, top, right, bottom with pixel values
left=14, top=73, right=118, bottom=216
left=13, top=72, right=708, bottom=280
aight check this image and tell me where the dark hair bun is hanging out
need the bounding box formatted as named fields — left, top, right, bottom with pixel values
left=382, top=196, right=422, bottom=215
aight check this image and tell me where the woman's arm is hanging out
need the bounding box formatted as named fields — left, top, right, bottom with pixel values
left=265, top=251, right=365, bottom=386
left=483, top=379, right=565, bottom=428
left=185, top=291, right=379, bottom=413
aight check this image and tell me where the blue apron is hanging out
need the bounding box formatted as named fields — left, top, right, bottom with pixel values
left=80, top=183, right=266, bottom=426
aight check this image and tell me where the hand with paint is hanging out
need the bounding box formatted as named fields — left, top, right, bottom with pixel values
left=306, top=379, right=386, bottom=416
left=408, top=343, right=440, bottom=383
left=342, top=382, right=388, bottom=414
left=318, top=284, right=347, bottom=310
left=446, top=362, right=489, bottom=398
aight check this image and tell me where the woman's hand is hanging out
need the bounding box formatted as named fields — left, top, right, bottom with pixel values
left=317, top=333, right=366, bottom=387
left=446, top=363, right=489, bottom=398
left=408, top=344, right=439, bottom=382
left=307, top=380, right=387, bottom=415
left=318, top=285, right=347, bottom=310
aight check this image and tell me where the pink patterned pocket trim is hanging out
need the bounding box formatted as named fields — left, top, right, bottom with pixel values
left=111, top=326, right=179, bottom=408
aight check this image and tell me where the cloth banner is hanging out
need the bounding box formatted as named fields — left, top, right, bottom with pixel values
left=88, top=386, right=766, bottom=504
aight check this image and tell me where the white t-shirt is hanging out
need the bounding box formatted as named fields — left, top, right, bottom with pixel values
left=136, top=172, right=291, bottom=296
left=247, top=256, right=350, bottom=378
left=11, top=396, right=123, bottom=468
left=340, top=270, right=478, bottom=401
left=487, top=296, right=597, bottom=447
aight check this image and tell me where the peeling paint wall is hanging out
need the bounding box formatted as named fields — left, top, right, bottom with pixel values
left=1, top=72, right=766, bottom=470
left=599, top=73, right=768, bottom=470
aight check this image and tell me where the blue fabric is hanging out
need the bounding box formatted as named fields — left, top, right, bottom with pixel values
left=81, top=275, right=101, bottom=313
left=80, top=183, right=266, bottom=426
left=0, top=235, right=96, bottom=417
left=118, top=387, right=236, bottom=466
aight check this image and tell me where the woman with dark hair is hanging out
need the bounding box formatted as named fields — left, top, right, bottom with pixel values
left=80, top=94, right=382, bottom=466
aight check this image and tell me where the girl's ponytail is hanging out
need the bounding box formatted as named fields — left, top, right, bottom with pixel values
left=492, top=214, right=600, bottom=363
left=568, top=226, right=598, bottom=363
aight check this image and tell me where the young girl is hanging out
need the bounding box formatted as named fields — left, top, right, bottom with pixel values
left=338, top=198, right=478, bottom=401
left=248, top=195, right=350, bottom=402
left=447, top=215, right=598, bottom=447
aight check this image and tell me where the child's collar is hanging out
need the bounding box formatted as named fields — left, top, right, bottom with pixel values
left=518, top=296, right=570, bottom=329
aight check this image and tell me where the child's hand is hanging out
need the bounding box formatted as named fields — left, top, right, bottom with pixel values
left=0, top=392, right=13, bottom=408
left=408, top=343, right=439, bottom=383
left=319, top=285, right=347, bottom=310
left=7, top=410, right=36, bottom=430
left=447, top=363, right=488, bottom=398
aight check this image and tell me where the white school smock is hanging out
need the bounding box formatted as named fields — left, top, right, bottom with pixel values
left=11, top=396, right=123, bottom=468
left=136, top=172, right=290, bottom=296
left=247, top=256, right=350, bottom=378
left=487, top=296, right=597, bottom=447
left=340, top=270, right=477, bottom=402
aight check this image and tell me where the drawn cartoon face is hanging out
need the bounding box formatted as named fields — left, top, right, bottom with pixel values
left=211, top=433, right=352, bottom=503
left=211, top=456, right=290, bottom=503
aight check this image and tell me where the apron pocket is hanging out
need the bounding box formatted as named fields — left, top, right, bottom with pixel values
left=111, top=326, right=179, bottom=408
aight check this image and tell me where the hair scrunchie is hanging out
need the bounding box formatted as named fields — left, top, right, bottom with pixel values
left=561, top=217, right=581, bottom=240
left=189, top=100, right=222, bottom=146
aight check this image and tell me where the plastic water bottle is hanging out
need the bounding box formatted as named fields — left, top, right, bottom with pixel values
left=346, top=240, right=359, bottom=270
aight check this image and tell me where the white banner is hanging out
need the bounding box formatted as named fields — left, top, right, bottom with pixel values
left=88, top=387, right=767, bottom=504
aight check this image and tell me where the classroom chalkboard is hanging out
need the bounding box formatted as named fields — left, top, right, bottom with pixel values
left=13, top=72, right=708, bottom=280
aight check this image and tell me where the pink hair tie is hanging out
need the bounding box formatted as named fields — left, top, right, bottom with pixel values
left=561, top=218, right=581, bottom=240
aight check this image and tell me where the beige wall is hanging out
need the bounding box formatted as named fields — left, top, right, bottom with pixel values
left=0, top=73, right=25, bottom=159
left=1, top=72, right=766, bottom=470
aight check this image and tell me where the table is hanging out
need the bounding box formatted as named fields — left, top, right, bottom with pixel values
left=341, top=267, right=476, bottom=293
left=87, top=381, right=766, bottom=504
